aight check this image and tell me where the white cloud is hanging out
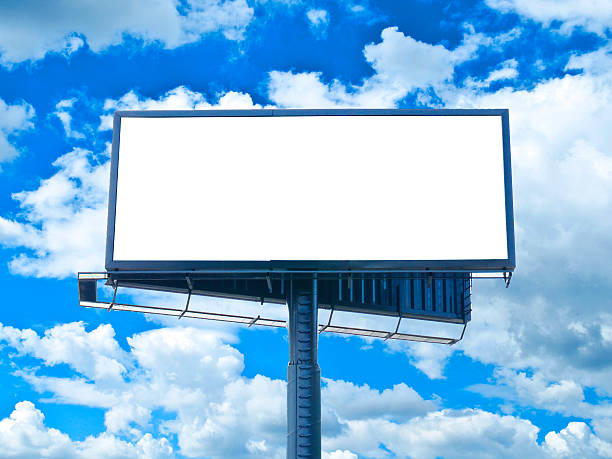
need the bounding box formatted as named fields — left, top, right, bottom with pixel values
left=0, top=323, right=268, bottom=457
left=0, top=401, right=174, bottom=459
left=566, top=45, right=612, bottom=76
left=0, top=322, right=429, bottom=458
left=500, top=372, right=586, bottom=413
left=465, top=58, right=519, bottom=89
left=99, top=85, right=261, bottom=130
left=486, top=0, right=612, bottom=35
left=323, top=379, right=436, bottom=421
left=5, top=321, right=612, bottom=458
left=54, top=98, right=85, bottom=139
left=337, top=0, right=385, bottom=25
left=0, top=147, right=110, bottom=277
left=429, top=46, right=612, bottom=394
left=306, top=9, right=329, bottom=38
left=323, top=451, right=358, bottom=459
left=0, top=401, right=74, bottom=459
left=0, top=97, right=34, bottom=166
left=268, top=26, right=490, bottom=108
left=376, top=325, right=459, bottom=380
left=467, top=368, right=612, bottom=419
left=0, top=321, right=129, bottom=383
left=362, top=27, right=469, bottom=90
left=324, top=408, right=546, bottom=459
left=268, top=70, right=361, bottom=108
left=307, top=9, right=328, bottom=26
left=487, top=59, right=519, bottom=82
left=543, top=422, right=612, bottom=458
left=0, top=0, right=254, bottom=66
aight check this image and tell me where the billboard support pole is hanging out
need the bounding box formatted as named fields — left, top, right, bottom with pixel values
left=287, top=275, right=321, bottom=459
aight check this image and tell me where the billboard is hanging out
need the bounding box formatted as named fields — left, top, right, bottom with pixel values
left=106, top=109, right=514, bottom=272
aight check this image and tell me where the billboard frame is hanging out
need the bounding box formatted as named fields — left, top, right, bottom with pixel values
left=105, top=108, right=515, bottom=273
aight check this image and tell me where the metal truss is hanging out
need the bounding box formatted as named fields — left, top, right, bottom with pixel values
left=78, top=273, right=463, bottom=345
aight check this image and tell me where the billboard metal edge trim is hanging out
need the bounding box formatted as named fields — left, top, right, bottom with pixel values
left=501, top=109, right=516, bottom=269
left=105, top=113, right=121, bottom=270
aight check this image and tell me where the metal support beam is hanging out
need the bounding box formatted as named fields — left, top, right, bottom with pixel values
left=287, top=277, right=321, bottom=459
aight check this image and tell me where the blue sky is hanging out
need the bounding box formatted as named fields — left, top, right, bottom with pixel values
left=0, top=0, right=611, bottom=457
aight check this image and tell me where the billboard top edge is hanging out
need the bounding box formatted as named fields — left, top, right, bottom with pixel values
left=114, top=108, right=509, bottom=118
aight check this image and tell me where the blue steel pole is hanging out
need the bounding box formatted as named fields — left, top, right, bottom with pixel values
left=287, top=276, right=321, bottom=459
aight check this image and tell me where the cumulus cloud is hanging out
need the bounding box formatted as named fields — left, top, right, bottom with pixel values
left=543, top=422, right=612, bottom=458
left=0, top=401, right=174, bottom=459
left=0, top=321, right=438, bottom=458
left=54, top=98, right=85, bottom=139
left=465, top=58, right=519, bottom=89
left=0, top=147, right=109, bottom=277
left=99, top=85, right=260, bottom=130
left=0, top=0, right=254, bottom=66
left=325, top=409, right=546, bottom=459
left=393, top=340, right=456, bottom=380
left=0, top=97, right=34, bottom=166
left=485, top=0, right=612, bottom=35
left=0, top=322, right=263, bottom=457
left=4, top=321, right=612, bottom=458
left=0, top=321, right=129, bottom=383
left=468, top=368, right=612, bottom=419
left=323, top=379, right=436, bottom=421
left=429, top=45, right=612, bottom=398
left=306, top=9, right=329, bottom=38
left=361, top=26, right=476, bottom=90
left=323, top=451, right=358, bottom=459
left=268, top=26, right=496, bottom=108
left=307, top=9, right=328, bottom=27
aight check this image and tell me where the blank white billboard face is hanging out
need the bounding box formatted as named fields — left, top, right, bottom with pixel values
left=110, top=113, right=510, bottom=266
